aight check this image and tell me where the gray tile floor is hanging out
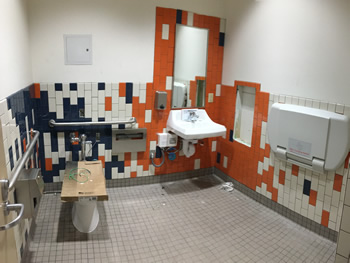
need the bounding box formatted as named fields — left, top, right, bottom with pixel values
left=24, top=175, right=336, bottom=263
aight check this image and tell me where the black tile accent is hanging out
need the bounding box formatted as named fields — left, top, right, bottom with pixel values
left=216, top=152, right=221, bottom=164
left=229, top=130, right=234, bottom=142
left=98, top=82, right=105, bottom=90
left=303, top=179, right=311, bottom=196
left=176, top=9, right=182, bottom=24
left=54, top=83, right=63, bottom=91
left=219, top=32, right=225, bottom=46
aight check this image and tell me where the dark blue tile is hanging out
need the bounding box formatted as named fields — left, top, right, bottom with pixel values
left=78, top=98, right=85, bottom=109
left=72, top=145, right=80, bottom=161
left=9, top=146, right=14, bottom=170
left=229, top=130, right=234, bottom=142
left=50, top=132, right=58, bottom=152
left=119, top=124, right=125, bottom=129
left=216, top=152, right=221, bottom=164
left=55, top=83, right=63, bottom=91
left=15, top=139, right=19, bottom=161
left=303, top=179, right=311, bottom=196
left=98, top=83, right=105, bottom=90
left=126, top=83, right=133, bottom=104
left=117, top=161, right=124, bottom=173
left=98, top=118, right=105, bottom=122
left=59, top=158, right=66, bottom=170
left=176, top=9, right=182, bottom=24
left=219, top=32, right=225, bottom=47
left=70, top=83, right=77, bottom=91
left=112, top=155, right=118, bottom=162
left=105, top=162, right=112, bottom=179
left=156, top=146, right=162, bottom=158
left=52, top=165, right=59, bottom=176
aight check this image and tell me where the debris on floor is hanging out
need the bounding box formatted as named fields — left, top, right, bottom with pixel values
left=220, top=182, right=234, bottom=192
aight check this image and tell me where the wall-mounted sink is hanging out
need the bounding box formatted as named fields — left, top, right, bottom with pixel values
left=167, top=109, right=226, bottom=140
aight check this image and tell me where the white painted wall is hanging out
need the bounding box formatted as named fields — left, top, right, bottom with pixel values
left=174, top=25, right=208, bottom=81
left=222, top=0, right=350, bottom=105
left=28, top=0, right=225, bottom=83
left=0, top=0, right=33, bottom=100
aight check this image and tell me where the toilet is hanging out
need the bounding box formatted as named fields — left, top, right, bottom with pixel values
left=61, top=160, right=108, bottom=233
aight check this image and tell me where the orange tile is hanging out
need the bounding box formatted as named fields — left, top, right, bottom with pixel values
left=124, top=152, right=131, bottom=166
left=291, top=164, right=299, bottom=176
left=272, top=187, right=278, bottom=202
left=34, top=83, right=41, bottom=98
left=321, top=210, right=330, bottom=227
left=119, top=83, right=126, bottom=97
left=23, top=138, right=26, bottom=152
left=181, top=11, right=188, bottom=25
left=309, top=190, right=317, bottom=206
left=98, top=156, right=105, bottom=168
left=45, top=158, right=52, bottom=171
left=333, top=174, right=343, bottom=192
left=279, top=170, right=285, bottom=185
left=105, top=97, right=112, bottom=111
left=131, top=172, right=137, bottom=178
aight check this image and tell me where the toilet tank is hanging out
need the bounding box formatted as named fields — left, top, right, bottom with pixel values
left=268, top=103, right=350, bottom=172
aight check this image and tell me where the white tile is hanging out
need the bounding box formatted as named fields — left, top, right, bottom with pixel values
left=139, top=90, right=146, bottom=104
left=40, top=83, right=48, bottom=91
left=166, top=76, right=173, bottom=90
left=85, top=83, right=92, bottom=90
left=119, top=110, right=125, bottom=119
left=162, top=24, right=169, bottom=40
left=65, top=151, right=72, bottom=162
left=291, top=97, right=299, bottom=105
left=263, top=157, right=269, bottom=171
left=92, top=83, right=98, bottom=97
left=111, top=83, right=118, bottom=90
left=48, top=83, right=55, bottom=98
left=145, top=110, right=152, bottom=123
left=63, top=83, right=70, bottom=98
left=211, top=141, right=217, bottom=152
left=131, top=160, right=137, bottom=172
left=305, top=99, right=312, bottom=107
left=223, top=156, right=228, bottom=168
left=124, top=167, right=131, bottom=178
left=56, top=105, right=64, bottom=119
left=298, top=98, right=306, bottom=106
left=194, top=159, right=200, bottom=170
left=337, top=230, right=350, bottom=258
left=340, top=205, right=350, bottom=233
left=133, top=83, right=140, bottom=97
left=285, top=96, right=292, bottom=104
left=119, top=97, right=126, bottom=110
left=105, top=150, right=112, bottom=162
left=112, top=104, right=119, bottom=118
left=150, top=141, right=156, bottom=151
left=43, top=133, right=51, bottom=146
left=278, top=95, right=286, bottom=103
left=215, top=84, right=221, bottom=96
left=258, top=161, right=263, bottom=175
left=137, top=165, right=143, bottom=177
left=98, top=105, right=105, bottom=118
left=220, top=18, right=226, bottom=33
left=336, top=104, right=345, bottom=114
left=44, top=145, right=52, bottom=158
left=78, top=83, right=84, bottom=97
left=112, top=167, right=118, bottom=179
left=85, top=90, right=92, bottom=104
left=312, top=100, right=320, bottom=109
left=48, top=98, right=56, bottom=112
left=307, top=205, right=315, bottom=220
left=58, top=144, right=65, bottom=158
left=324, top=195, right=331, bottom=211
left=126, top=104, right=132, bottom=117
left=187, top=12, right=194, bottom=26
left=92, top=98, right=98, bottom=111
left=320, top=101, right=328, bottom=110
left=260, top=135, right=266, bottom=149
left=98, top=144, right=105, bottom=156
left=328, top=103, right=336, bottom=112
left=149, top=165, right=155, bottom=176
left=295, top=198, right=302, bottom=214
left=52, top=152, right=59, bottom=165
left=70, top=91, right=78, bottom=105
left=85, top=104, right=92, bottom=118
left=105, top=83, right=112, bottom=96
left=105, top=111, right=112, bottom=121
left=98, top=90, right=105, bottom=104
left=332, top=190, right=340, bottom=207
left=344, top=179, right=350, bottom=206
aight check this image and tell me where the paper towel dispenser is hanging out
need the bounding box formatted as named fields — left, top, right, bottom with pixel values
left=268, top=103, right=350, bottom=173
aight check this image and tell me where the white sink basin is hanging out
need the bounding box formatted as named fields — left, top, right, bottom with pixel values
left=167, top=109, right=226, bottom=140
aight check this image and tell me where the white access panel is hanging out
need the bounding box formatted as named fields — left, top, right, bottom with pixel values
left=64, top=35, right=92, bottom=65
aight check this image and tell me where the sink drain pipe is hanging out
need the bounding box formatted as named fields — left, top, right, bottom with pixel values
left=150, top=148, right=165, bottom=167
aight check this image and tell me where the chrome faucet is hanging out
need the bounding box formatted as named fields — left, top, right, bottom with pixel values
left=70, top=133, right=92, bottom=161
left=187, top=111, right=199, bottom=123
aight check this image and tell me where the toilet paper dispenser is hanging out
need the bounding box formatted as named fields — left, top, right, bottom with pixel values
left=268, top=103, right=350, bottom=173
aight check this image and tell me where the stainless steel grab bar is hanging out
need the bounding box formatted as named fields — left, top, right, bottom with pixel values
left=0, top=130, right=40, bottom=231
left=48, top=117, right=137, bottom=128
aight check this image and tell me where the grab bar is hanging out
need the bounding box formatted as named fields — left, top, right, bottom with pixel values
left=0, top=130, right=40, bottom=231
left=48, top=117, right=137, bottom=128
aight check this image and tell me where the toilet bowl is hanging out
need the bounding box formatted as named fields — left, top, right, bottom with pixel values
left=72, top=198, right=99, bottom=233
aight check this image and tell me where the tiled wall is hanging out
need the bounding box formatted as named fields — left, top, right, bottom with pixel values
left=215, top=81, right=350, bottom=231
left=0, top=85, right=39, bottom=262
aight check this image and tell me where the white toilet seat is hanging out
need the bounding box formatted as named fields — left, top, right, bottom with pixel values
left=72, top=199, right=99, bottom=233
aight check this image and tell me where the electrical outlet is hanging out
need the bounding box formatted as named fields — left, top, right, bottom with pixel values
left=96, top=132, right=100, bottom=142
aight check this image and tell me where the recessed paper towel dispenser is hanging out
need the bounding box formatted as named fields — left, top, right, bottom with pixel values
left=268, top=103, right=350, bottom=173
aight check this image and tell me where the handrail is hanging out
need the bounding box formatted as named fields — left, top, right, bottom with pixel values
left=48, top=117, right=137, bottom=128
left=0, top=129, right=40, bottom=231
left=9, top=130, right=40, bottom=191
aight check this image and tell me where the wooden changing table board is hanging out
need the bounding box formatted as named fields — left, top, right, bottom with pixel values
left=61, top=161, right=108, bottom=202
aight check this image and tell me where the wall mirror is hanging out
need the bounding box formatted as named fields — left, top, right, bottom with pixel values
left=172, top=24, right=209, bottom=108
